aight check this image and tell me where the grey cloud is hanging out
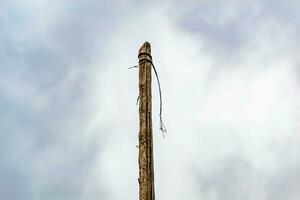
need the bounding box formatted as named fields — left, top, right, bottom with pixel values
left=171, top=1, right=261, bottom=51
left=0, top=0, right=121, bottom=199
left=171, top=0, right=300, bottom=58
left=194, top=145, right=300, bottom=200
left=196, top=156, right=266, bottom=200
left=0, top=167, right=33, bottom=200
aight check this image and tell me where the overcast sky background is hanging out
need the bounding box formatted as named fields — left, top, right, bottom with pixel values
left=1, top=0, right=300, bottom=199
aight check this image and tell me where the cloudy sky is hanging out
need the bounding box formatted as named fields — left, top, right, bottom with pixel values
left=1, top=0, right=300, bottom=199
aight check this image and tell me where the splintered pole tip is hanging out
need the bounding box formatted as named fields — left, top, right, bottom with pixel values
left=139, top=41, right=151, bottom=55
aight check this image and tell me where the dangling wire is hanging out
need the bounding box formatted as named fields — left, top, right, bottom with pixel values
left=138, top=59, right=167, bottom=137
left=150, top=62, right=167, bottom=137
left=129, top=58, right=167, bottom=137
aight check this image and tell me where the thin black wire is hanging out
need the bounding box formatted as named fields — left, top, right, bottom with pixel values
left=128, top=65, right=138, bottom=69
left=150, top=62, right=167, bottom=137
left=133, top=59, right=167, bottom=137
left=129, top=60, right=167, bottom=137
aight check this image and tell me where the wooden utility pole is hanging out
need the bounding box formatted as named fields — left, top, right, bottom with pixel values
left=138, top=42, right=155, bottom=200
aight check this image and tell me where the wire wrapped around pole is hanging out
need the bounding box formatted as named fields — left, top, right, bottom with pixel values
left=138, top=58, right=167, bottom=137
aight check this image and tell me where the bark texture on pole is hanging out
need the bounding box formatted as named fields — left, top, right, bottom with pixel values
left=138, top=42, right=155, bottom=200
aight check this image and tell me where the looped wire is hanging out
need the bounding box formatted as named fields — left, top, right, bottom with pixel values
left=139, top=59, right=167, bottom=137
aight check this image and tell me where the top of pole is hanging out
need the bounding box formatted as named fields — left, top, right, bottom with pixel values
left=139, top=41, right=151, bottom=55
left=138, top=42, right=152, bottom=63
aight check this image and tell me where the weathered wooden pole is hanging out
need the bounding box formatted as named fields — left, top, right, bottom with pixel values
left=138, top=42, right=155, bottom=200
